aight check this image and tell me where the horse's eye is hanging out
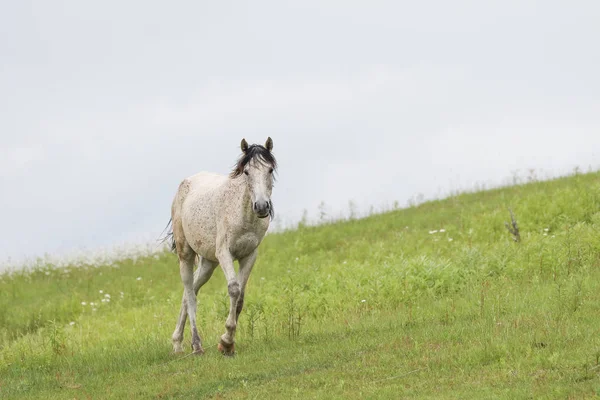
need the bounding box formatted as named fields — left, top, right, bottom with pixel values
left=244, top=170, right=249, bottom=176
left=269, top=168, right=274, bottom=174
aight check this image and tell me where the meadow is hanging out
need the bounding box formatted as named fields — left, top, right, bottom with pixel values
left=1, top=171, right=600, bottom=399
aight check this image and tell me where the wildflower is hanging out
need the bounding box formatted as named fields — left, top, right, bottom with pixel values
left=295, top=257, right=299, bottom=262
left=544, top=228, right=549, bottom=232
left=104, top=294, right=111, bottom=298
left=136, top=277, right=142, bottom=281
left=343, top=261, right=347, bottom=265
left=45, top=271, right=50, bottom=276
left=99, top=290, right=104, bottom=294
left=361, top=299, right=366, bottom=303
left=92, top=308, right=97, bottom=312
left=81, top=302, right=87, bottom=306
left=439, top=229, right=446, bottom=233
left=260, top=277, right=265, bottom=280
left=69, top=321, right=75, bottom=326
left=90, top=302, right=95, bottom=306
left=429, top=230, right=438, bottom=234
left=448, top=238, right=454, bottom=242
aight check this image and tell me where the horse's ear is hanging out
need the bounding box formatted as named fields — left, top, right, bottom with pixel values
left=241, top=138, right=249, bottom=153
left=265, top=137, right=273, bottom=152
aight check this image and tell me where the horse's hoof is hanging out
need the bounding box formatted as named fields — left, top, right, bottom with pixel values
left=217, top=341, right=235, bottom=356
left=172, top=343, right=184, bottom=354
left=192, top=344, right=205, bottom=355
left=192, top=348, right=205, bottom=356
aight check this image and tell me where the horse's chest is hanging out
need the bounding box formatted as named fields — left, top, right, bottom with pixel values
left=230, top=232, right=263, bottom=260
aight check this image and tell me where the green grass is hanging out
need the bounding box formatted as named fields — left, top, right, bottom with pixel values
left=2, top=172, right=600, bottom=399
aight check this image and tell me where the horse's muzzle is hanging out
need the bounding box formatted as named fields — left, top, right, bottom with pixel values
left=254, top=200, right=270, bottom=218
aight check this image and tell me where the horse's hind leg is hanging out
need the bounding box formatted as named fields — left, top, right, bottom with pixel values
left=171, top=257, right=218, bottom=353
left=178, top=252, right=204, bottom=354
left=172, top=291, right=188, bottom=353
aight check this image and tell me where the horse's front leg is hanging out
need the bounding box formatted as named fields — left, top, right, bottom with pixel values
left=235, top=250, right=257, bottom=322
left=216, top=250, right=241, bottom=356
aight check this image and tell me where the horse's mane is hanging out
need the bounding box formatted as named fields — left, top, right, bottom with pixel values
left=230, top=144, right=277, bottom=179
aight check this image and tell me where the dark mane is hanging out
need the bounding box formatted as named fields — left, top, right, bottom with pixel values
left=230, top=144, right=277, bottom=178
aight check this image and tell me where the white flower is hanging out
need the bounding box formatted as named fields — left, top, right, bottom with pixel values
left=544, top=228, right=549, bottom=232
left=136, top=277, right=142, bottom=281
left=81, top=302, right=87, bottom=306
left=439, top=229, right=446, bottom=233
left=448, top=238, right=453, bottom=242
left=90, top=302, right=95, bottom=306
left=104, top=294, right=111, bottom=298
left=543, top=233, right=548, bottom=236
left=295, top=257, right=299, bottom=262
left=429, top=230, right=438, bottom=234
left=92, top=308, right=97, bottom=312
left=99, top=290, right=104, bottom=294
left=45, top=271, right=50, bottom=276
left=343, top=261, right=347, bottom=265
left=260, top=277, right=265, bottom=280
left=69, top=321, right=75, bottom=326
left=361, top=299, right=366, bottom=303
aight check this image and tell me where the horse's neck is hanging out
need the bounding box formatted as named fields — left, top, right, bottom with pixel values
left=224, top=177, right=255, bottom=222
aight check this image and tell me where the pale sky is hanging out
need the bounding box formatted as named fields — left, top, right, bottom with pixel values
left=1, top=1, right=599, bottom=265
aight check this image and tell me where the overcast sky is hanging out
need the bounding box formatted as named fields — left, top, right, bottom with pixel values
left=1, top=1, right=599, bottom=265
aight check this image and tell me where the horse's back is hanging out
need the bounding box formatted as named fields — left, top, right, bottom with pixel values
left=172, top=172, right=227, bottom=261
left=186, top=172, right=228, bottom=193
left=175, top=172, right=228, bottom=223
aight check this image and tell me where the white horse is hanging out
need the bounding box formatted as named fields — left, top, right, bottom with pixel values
left=165, top=138, right=276, bottom=355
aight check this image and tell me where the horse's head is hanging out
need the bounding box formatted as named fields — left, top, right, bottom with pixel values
left=232, top=137, right=277, bottom=219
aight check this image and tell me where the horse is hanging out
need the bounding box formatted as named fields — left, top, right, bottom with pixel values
left=164, top=137, right=277, bottom=355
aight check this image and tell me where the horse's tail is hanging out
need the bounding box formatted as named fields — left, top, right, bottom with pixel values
left=158, top=218, right=177, bottom=253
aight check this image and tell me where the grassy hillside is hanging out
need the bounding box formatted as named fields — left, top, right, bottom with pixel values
left=1, top=172, right=600, bottom=399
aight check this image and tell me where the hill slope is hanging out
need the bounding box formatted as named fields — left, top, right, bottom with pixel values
left=1, top=172, right=600, bottom=399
